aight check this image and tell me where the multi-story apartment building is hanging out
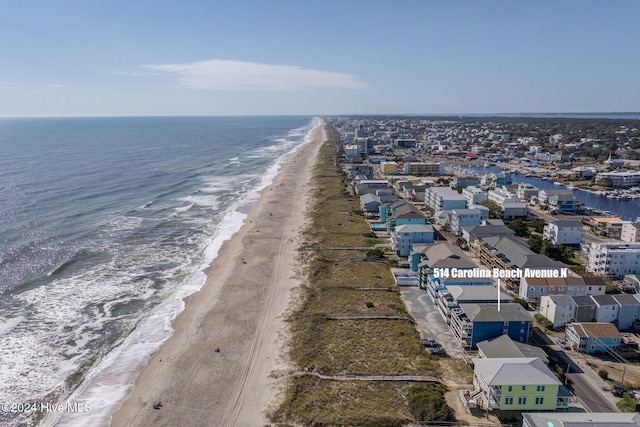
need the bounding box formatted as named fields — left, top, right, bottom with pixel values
left=403, top=162, right=444, bottom=176
left=595, top=170, right=640, bottom=188
left=425, top=186, right=467, bottom=212
left=462, top=186, right=487, bottom=205
left=487, top=187, right=519, bottom=206
left=519, top=276, right=605, bottom=303
left=391, top=223, right=434, bottom=256
left=586, top=242, right=640, bottom=277
left=451, top=209, right=482, bottom=236
left=621, top=222, right=640, bottom=243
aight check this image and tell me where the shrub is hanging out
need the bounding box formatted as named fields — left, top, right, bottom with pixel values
left=617, top=392, right=639, bottom=412
left=513, top=297, right=530, bottom=310
left=408, top=385, right=453, bottom=422
left=533, top=313, right=553, bottom=330
left=366, top=248, right=385, bottom=258
left=598, top=369, right=609, bottom=380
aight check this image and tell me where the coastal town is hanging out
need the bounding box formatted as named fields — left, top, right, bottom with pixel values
left=327, top=115, right=640, bottom=425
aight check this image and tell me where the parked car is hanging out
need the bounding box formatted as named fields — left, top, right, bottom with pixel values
left=421, top=338, right=438, bottom=347
left=556, top=338, right=570, bottom=350
left=428, top=346, right=446, bottom=355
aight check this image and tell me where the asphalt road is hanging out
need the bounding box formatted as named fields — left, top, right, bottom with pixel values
left=532, top=328, right=619, bottom=413
left=565, top=371, right=619, bottom=412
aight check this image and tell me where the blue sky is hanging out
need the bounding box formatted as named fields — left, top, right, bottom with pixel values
left=1, top=1, right=639, bottom=116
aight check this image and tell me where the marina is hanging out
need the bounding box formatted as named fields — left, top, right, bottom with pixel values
left=459, top=165, right=640, bottom=221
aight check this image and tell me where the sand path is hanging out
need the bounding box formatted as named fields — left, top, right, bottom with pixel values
left=110, top=123, right=325, bottom=426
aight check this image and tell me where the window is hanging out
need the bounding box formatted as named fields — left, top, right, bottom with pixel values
left=518, top=396, right=527, bottom=405
left=504, top=321, right=509, bottom=326
left=504, top=397, right=514, bottom=405
left=521, top=385, right=526, bottom=391
left=536, top=385, right=545, bottom=392
left=535, top=397, right=544, bottom=405
left=507, top=385, right=513, bottom=392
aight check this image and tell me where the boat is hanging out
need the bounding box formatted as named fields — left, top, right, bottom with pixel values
left=553, top=181, right=563, bottom=186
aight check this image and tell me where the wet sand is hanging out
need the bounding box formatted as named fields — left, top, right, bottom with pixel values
left=110, top=123, right=325, bottom=426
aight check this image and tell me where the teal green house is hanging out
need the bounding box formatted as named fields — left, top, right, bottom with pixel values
left=385, top=203, right=426, bottom=232
left=379, top=200, right=406, bottom=222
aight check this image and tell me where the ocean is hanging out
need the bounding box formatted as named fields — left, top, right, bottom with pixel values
left=0, top=115, right=318, bottom=426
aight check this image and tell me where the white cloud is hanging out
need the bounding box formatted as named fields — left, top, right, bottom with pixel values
left=143, top=59, right=367, bottom=91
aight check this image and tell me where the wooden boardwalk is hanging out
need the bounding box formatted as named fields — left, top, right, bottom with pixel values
left=321, top=314, right=415, bottom=323
left=288, top=371, right=442, bottom=384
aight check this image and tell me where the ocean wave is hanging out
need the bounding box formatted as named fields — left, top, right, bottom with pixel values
left=0, top=116, right=317, bottom=427
left=53, top=118, right=319, bottom=427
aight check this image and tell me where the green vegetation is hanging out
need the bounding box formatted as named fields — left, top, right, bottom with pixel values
left=529, top=217, right=546, bottom=234
left=606, top=282, right=622, bottom=294
left=528, top=235, right=576, bottom=263
left=534, top=313, right=553, bottom=331
left=598, top=369, right=609, bottom=380
left=270, top=378, right=421, bottom=427
left=617, top=392, right=639, bottom=412
left=481, top=201, right=502, bottom=219
left=512, top=296, right=530, bottom=310
left=408, top=385, right=454, bottom=423
left=528, top=234, right=543, bottom=253
left=507, top=218, right=529, bottom=237
left=366, top=248, right=385, bottom=258
left=272, top=125, right=446, bottom=426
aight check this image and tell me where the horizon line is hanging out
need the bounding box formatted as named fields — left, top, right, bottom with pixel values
left=1, top=111, right=640, bottom=119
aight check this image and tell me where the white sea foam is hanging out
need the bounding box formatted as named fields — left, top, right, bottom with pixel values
left=51, top=118, right=321, bottom=427
left=0, top=316, right=23, bottom=336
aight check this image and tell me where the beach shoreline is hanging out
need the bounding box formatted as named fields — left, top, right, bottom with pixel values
left=109, top=122, right=325, bottom=426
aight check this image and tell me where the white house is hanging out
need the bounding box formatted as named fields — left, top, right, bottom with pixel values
left=543, top=220, right=585, bottom=245
left=501, top=202, right=528, bottom=219
left=591, top=294, right=620, bottom=324
left=517, top=183, right=539, bottom=202
left=539, top=295, right=576, bottom=328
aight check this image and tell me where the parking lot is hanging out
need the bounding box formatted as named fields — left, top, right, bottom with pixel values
left=399, top=285, right=465, bottom=359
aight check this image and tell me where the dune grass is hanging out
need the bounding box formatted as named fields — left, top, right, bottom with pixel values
left=271, top=126, right=446, bottom=426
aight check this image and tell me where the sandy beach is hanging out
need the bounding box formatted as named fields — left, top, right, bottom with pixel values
left=110, top=123, right=325, bottom=426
